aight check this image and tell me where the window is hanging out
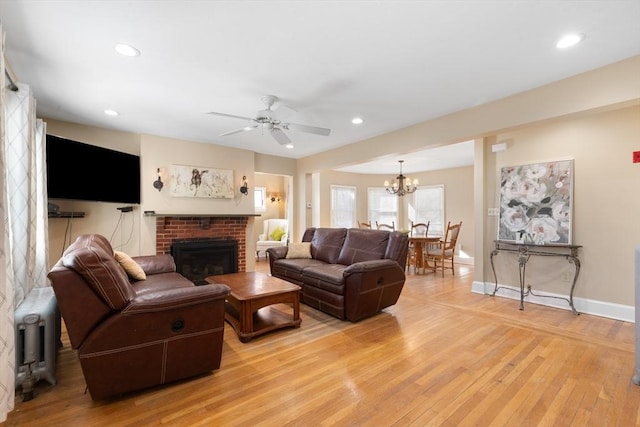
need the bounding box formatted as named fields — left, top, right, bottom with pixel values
left=409, top=185, right=445, bottom=235
left=331, top=185, right=356, bottom=228
left=254, top=187, right=266, bottom=212
left=368, top=187, right=398, bottom=227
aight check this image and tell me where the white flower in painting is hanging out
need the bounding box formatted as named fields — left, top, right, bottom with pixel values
left=552, top=201, right=570, bottom=230
left=502, top=175, right=527, bottom=204
left=552, top=201, right=569, bottom=220
left=502, top=175, right=548, bottom=205
left=501, top=207, right=530, bottom=232
left=525, top=164, right=548, bottom=180
left=527, top=216, right=560, bottom=243
left=523, top=179, right=547, bottom=203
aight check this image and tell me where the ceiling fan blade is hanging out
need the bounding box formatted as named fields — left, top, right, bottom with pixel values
left=206, top=111, right=256, bottom=122
left=284, top=122, right=331, bottom=136
left=219, top=124, right=258, bottom=137
left=271, top=104, right=297, bottom=121
left=271, top=128, right=292, bottom=145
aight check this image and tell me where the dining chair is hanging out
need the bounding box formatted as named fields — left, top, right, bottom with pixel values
left=425, top=221, right=462, bottom=276
left=358, top=221, right=372, bottom=229
left=375, top=221, right=395, bottom=231
left=410, top=221, right=429, bottom=237
left=407, top=221, right=429, bottom=272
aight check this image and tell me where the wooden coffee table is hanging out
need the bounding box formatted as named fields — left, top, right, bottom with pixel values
left=206, top=272, right=301, bottom=342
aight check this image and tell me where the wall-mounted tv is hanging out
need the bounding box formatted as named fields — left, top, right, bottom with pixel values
left=46, top=134, right=141, bottom=204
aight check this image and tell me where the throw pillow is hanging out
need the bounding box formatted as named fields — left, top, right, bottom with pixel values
left=286, top=242, right=312, bottom=259
left=114, top=250, right=147, bottom=281
left=270, top=226, right=286, bottom=241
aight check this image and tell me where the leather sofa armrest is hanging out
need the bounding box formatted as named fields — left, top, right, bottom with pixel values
left=124, top=283, right=230, bottom=314
left=267, top=246, right=288, bottom=272
left=267, top=245, right=288, bottom=260
left=343, top=259, right=406, bottom=322
left=132, top=254, right=176, bottom=275
left=343, top=259, right=399, bottom=275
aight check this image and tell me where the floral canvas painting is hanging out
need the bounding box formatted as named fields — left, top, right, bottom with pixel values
left=498, top=159, right=573, bottom=245
left=169, top=165, right=235, bottom=199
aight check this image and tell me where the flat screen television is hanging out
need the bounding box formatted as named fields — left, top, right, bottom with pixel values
left=46, top=134, right=141, bottom=204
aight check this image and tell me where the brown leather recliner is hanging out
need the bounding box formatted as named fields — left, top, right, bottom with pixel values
left=47, top=234, right=230, bottom=400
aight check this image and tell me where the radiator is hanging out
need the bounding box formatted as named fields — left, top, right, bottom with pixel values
left=14, top=287, right=60, bottom=387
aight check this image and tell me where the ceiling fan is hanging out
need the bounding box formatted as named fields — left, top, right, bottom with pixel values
left=206, top=95, right=331, bottom=146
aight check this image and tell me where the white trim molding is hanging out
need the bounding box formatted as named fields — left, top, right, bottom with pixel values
left=455, top=256, right=474, bottom=265
left=471, top=281, right=634, bottom=323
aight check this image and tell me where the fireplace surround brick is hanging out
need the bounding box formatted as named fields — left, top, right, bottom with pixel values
left=155, top=216, right=248, bottom=272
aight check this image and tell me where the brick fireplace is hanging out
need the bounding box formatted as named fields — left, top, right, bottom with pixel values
left=171, top=238, right=238, bottom=285
left=154, top=216, right=248, bottom=273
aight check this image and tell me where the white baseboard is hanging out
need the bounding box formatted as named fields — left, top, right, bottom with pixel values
left=455, top=256, right=474, bottom=265
left=471, top=281, right=634, bottom=323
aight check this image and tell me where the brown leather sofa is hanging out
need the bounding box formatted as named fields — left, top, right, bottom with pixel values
left=47, top=234, right=230, bottom=400
left=267, top=227, right=409, bottom=322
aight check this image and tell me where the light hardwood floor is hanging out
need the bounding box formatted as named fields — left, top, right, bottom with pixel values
left=4, top=261, right=639, bottom=426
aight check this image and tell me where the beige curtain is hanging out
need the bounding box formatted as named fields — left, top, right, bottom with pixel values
left=0, top=24, right=49, bottom=421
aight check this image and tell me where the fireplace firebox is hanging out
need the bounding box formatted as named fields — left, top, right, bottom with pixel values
left=171, top=238, right=238, bottom=285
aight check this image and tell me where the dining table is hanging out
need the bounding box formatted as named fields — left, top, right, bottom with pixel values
left=407, top=235, right=443, bottom=274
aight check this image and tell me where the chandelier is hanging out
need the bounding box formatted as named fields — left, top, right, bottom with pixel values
left=384, top=160, right=418, bottom=196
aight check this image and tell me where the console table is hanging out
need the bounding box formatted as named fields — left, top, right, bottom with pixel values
left=490, top=240, right=582, bottom=314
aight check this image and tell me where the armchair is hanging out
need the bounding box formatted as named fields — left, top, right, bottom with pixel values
left=256, top=218, right=289, bottom=260
left=47, top=234, right=230, bottom=400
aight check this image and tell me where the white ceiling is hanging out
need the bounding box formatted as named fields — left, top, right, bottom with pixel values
left=335, top=140, right=475, bottom=175
left=1, top=1, right=639, bottom=174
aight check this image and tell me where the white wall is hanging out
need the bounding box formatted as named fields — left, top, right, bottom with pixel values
left=487, top=106, right=640, bottom=308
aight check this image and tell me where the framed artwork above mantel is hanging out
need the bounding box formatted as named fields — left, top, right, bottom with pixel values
left=497, top=159, right=574, bottom=245
left=169, top=164, right=235, bottom=199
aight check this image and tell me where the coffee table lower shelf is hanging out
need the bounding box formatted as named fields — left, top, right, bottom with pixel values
left=207, top=272, right=301, bottom=343
left=225, top=302, right=301, bottom=343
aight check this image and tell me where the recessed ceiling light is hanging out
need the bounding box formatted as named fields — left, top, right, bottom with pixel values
left=351, top=117, right=364, bottom=125
left=285, top=144, right=294, bottom=149
left=104, top=109, right=119, bottom=116
left=556, top=33, right=584, bottom=49
left=115, top=43, right=140, bottom=57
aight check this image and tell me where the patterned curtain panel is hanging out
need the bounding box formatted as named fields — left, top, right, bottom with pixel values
left=0, top=21, right=16, bottom=423
left=5, top=84, right=49, bottom=307
left=0, top=28, right=50, bottom=421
